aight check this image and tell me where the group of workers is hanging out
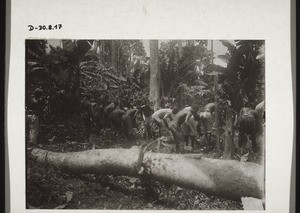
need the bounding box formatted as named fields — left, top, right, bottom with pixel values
left=145, top=103, right=216, bottom=153
left=26, top=88, right=265, bottom=154
left=83, top=98, right=218, bottom=153
left=89, top=98, right=264, bottom=154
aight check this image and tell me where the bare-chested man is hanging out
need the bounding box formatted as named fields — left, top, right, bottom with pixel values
left=151, top=108, right=172, bottom=136
left=167, top=104, right=200, bottom=153
left=110, top=107, right=126, bottom=134
left=103, top=101, right=120, bottom=128
left=181, top=115, right=200, bottom=150
left=163, top=106, right=179, bottom=128
left=199, top=103, right=215, bottom=149
left=122, top=108, right=139, bottom=138
left=204, top=102, right=216, bottom=113
left=238, top=103, right=258, bottom=152
left=140, top=104, right=154, bottom=139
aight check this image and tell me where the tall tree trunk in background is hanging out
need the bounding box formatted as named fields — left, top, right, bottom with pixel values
left=223, top=107, right=234, bottom=159
left=100, top=40, right=105, bottom=64
left=93, top=40, right=98, bottom=54
left=149, top=40, right=161, bottom=111
left=129, top=44, right=134, bottom=77
left=178, top=40, right=183, bottom=58
left=214, top=74, right=220, bottom=150
left=212, top=40, right=220, bottom=151
left=111, top=40, right=116, bottom=67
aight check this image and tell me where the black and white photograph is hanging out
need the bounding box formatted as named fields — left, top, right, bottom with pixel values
left=25, top=39, right=265, bottom=210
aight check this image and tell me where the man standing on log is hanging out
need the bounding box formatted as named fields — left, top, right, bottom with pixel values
left=26, top=88, right=44, bottom=144
left=168, top=104, right=200, bottom=153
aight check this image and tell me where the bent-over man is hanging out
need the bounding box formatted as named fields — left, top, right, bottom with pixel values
left=140, top=104, right=154, bottom=140
left=122, top=108, right=139, bottom=138
left=103, top=101, right=121, bottom=128
left=168, top=104, right=200, bottom=153
left=110, top=107, right=126, bottom=134
left=199, top=103, right=215, bottom=149
left=238, top=103, right=258, bottom=152
left=151, top=108, right=172, bottom=136
left=163, top=106, right=179, bottom=128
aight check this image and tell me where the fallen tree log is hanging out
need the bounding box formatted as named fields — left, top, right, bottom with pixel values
left=30, top=148, right=263, bottom=200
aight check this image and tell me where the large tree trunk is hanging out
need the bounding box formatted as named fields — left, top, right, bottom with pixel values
left=100, top=40, right=105, bottom=63
left=223, top=107, right=235, bottom=159
left=177, top=40, right=183, bottom=58
left=149, top=40, right=161, bottom=111
left=214, top=74, right=220, bottom=150
left=111, top=40, right=116, bottom=67
left=211, top=40, right=220, bottom=151
left=92, top=40, right=98, bottom=54
left=30, top=148, right=263, bottom=200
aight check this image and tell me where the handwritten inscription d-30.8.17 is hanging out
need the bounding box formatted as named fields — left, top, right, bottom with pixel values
left=28, top=24, right=62, bottom=31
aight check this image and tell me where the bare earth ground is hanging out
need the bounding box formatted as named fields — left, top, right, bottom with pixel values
left=26, top=118, right=263, bottom=210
